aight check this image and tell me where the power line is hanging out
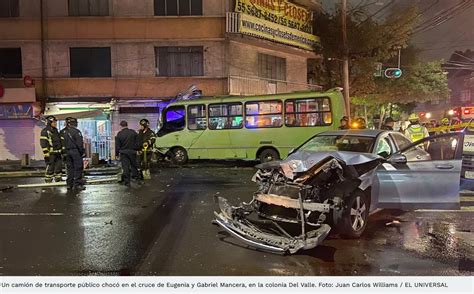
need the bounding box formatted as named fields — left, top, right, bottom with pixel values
left=413, top=0, right=473, bottom=34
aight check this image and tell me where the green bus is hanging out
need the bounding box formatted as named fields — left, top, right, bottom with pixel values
left=154, top=88, right=345, bottom=164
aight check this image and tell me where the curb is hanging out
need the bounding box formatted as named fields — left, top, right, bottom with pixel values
left=0, top=167, right=121, bottom=178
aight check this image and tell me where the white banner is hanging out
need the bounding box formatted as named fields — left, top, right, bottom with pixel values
left=0, top=276, right=472, bottom=294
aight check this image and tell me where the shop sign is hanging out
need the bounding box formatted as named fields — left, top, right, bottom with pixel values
left=235, top=0, right=313, bottom=34
left=239, top=13, right=319, bottom=50
left=0, top=103, right=34, bottom=119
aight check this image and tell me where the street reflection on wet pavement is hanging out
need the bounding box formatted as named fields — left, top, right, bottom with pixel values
left=0, top=165, right=472, bottom=275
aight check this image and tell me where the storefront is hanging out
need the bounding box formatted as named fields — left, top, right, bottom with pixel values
left=0, top=87, right=41, bottom=161
left=45, top=98, right=168, bottom=160
left=46, top=101, right=112, bottom=161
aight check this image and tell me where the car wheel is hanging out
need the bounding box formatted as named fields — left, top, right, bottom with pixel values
left=337, top=190, right=369, bottom=238
left=259, top=148, right=280, bottom=163
left=171, top=147, right=188, bottom=165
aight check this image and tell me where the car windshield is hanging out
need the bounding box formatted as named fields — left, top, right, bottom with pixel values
left=298, top=135, right=375, bottom=153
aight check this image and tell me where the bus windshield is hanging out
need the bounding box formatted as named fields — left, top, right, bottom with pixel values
left=159, top=105, right=185, bottom=135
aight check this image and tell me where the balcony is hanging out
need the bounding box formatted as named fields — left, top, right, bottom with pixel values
left=228, top=75, right=321, bottom=96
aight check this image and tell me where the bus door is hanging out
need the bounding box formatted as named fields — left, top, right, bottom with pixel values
left=207, top=103, right=244, bottom=159
left=186, top=104, right=208, bottom=159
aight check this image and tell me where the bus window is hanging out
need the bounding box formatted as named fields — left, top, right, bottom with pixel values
left=285, top=98, right=332, bottom=127
left=208, top=103, right=243, bottom=130
left=163, top=105, right=185, bottom=132
left=188, top=104, right=207, bottom=130
left=245, top=100, right=282, bottom=128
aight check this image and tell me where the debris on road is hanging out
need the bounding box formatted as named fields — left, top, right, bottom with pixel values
left=385, top=220, right=401, bottom=226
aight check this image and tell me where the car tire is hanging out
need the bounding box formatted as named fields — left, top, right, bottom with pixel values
left=171, top=147, right=188, bottom=165
left=337, top=190, right=369, bottom=238
left=259, top=148, right=280, bottom=163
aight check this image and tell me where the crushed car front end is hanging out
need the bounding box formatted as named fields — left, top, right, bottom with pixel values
left=214, top=152, right=381, bottom=254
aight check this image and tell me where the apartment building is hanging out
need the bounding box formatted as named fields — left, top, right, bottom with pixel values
left=0, top=0, right=321, bottom=160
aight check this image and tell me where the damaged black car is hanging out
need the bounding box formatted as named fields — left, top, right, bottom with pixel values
left=214, top=130, right=463, bottom=254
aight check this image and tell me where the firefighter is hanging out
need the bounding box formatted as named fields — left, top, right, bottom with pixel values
left=381, top=117, right=395, bottom=131
left=115, top=120, right=139, bottom=187
left=40, top=116, right=63, bottom=183
left=404, top=113, right=429, bottom=142
left=60, top=117, right=86, bottom=191
left=137, top=119, right=157, bottom=179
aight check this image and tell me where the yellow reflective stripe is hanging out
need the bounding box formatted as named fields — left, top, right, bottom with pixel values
left=42, top=148, right=49, bottom=151
left=40, top=136, right=49, bottom=140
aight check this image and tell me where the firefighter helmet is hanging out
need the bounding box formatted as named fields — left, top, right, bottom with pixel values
left=46, top=115, right=57, bottom=125
left=441, top=117, right=449, bottom=125
left=140, top=119, right=150, bottom=128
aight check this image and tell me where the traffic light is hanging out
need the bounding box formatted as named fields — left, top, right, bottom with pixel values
left=384, top=68, right=402, bottom=79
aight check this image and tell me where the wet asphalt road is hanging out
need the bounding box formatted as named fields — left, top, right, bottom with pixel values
left=0, top=164, right=473, bottom=276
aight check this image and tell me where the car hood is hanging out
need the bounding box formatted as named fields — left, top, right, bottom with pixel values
left=282, top=151, right=381, bottom=174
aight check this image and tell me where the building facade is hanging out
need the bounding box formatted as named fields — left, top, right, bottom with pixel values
left=0, top=0, right=321, bottom=160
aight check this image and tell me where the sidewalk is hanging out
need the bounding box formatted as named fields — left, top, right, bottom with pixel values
left=0, top=160, right=121, bottom=178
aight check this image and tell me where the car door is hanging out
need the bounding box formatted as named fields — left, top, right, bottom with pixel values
left=374, top=132, right=463, bottom=210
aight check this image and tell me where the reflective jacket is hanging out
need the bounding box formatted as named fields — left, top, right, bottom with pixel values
left=40, top=126, right=62, bottom=157
left=137, top=128, right=156, bottom=150
left=404, top=124, right=429, bottom=142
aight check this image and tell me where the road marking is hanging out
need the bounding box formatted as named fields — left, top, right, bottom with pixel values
left=415, top=208, right=474, bottom=212
left=0, top=213, right=64, bottom=216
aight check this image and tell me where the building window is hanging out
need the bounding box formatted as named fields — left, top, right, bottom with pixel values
left=461, top=90, right=471, bottom=102
left=156, top=47, right=203, bottom=77
left=285, top=98, right=332, bottom=127
left=154, top=0, right=202, bottom=16
left=188, top=104, right=207, bottom=130
left=0, top=48, right=22, bottom=78
left=208, top=103, right=243, bottom=130
left=0, top=0, right=19, bottom=17
left=70, top=47, right=111, bottom=77
left=258, top=53, right=286, bottom=81
left=68, top=0, right=109, bottom=16
left=245, top=100, right=283, bottom=128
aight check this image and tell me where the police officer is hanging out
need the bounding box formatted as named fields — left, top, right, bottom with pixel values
left=381, top=117, right=395, bottom=131
left=115, top=120, right=139, bottom=187
left=137, top=118, right=156, bottom=179
left=60, top=117, right=86, bottom=191
left=404, top=113, right=429, bottom=142
left=40, top=116, right=63, bottom=182
left=339, top=116, right=350, bottom=130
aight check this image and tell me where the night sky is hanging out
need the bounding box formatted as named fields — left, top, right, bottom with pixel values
left=319, top=0, right=474, bottom=61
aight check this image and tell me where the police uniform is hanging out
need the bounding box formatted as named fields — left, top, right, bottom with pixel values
left=404, top=123, right=429, bottom=142
left=60, top=118, right=85, bottom=190
left=40, top=119, right=63, bottom=182
left=115, top=127, right=139, bottom=185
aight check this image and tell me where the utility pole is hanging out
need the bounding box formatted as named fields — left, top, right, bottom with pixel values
left=341, top=0, right=351, bottom=119
left=40, top=0, right=48, bottom=112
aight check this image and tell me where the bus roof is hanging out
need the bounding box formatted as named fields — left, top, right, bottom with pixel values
left=166, top=88, right=342, bottom=107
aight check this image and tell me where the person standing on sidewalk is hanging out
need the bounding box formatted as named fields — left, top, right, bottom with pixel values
left=115, top=120, right=139, bottom=187
left=40, top=116, right=63, bottom=183
left=60, top=117, right=86, bottom=191
left=137, top=118, right=156, bottom=180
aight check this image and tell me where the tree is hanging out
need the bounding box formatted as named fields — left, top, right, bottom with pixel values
left=312, top=4, right=449, bottom=121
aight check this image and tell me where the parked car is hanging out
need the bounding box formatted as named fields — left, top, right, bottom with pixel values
left=214, top=130, right=463, bottom=254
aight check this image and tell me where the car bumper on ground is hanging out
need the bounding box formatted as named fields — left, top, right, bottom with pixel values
left=213, top=197, right=331, bottom=254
